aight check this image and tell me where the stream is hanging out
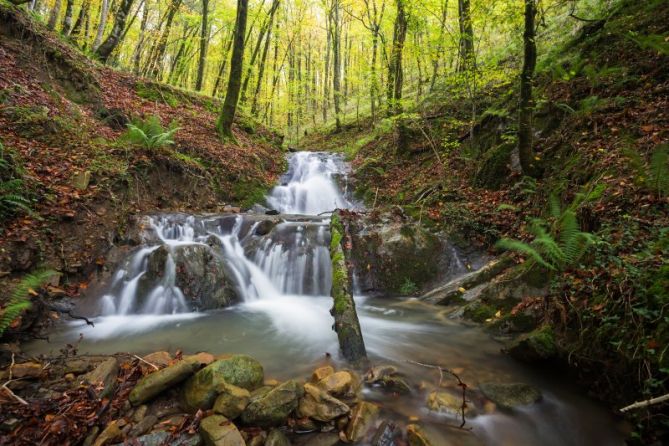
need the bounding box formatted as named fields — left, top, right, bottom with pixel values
left=26, top=151, right=625, bottom=445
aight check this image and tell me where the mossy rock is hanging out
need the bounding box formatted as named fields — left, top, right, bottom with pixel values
left=506, top=325, right=558, bottom=363
left=474, top=142, right=515, bottom=190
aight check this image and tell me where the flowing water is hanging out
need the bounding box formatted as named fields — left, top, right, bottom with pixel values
left=26, top=151, right=625, bottom=445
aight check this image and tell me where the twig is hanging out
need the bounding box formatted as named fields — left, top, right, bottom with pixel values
left=620, top=393, right=669, bottom=413
left=133, top=354, right=159, bottom=371
left=45, top=303, right=95, bottom=327
left=407, top=359, right=468, bottom=428
left=1, top=353, right=29, bottom=405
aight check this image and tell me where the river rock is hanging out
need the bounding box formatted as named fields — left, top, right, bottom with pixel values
left=213, top=382, right=251, bottom=419
left=506, top=326, right=557, bottom=363
left=241, top=379, right=304, bottom=427
left=140, top=244, right=238, bottom=310
left=142, top=351, right=172, bottom=369
left=120, top=432, right=201, bottom=446
left=199, top=415, right=245, bottom=446
left=93, top=420, right=121, bottom=446
left=293, top=433, right=340, bottom=446
left=311, top=366, right=334, bottom=382
left=0, top=361, right=42, bottom=379
left=183, top=355, right=264, bottom=411
left=371, top=421, right=396, bottom=446
left=345, top=401, right=379, bottom=443
left=427, top=391, right=476, bottom=417
left=365, top=365, right=397, bottom=384
left=298, top=383, right=350, bottom=422
left=316, top=371, right=358, bottom=397
left=80, top=357, right=118, bottom=398
left=129, top=414, right=157, bottom=437
left=406, top=424, right=432, bottom=446
left=478, top=382, right=542, bottom=409
left=265, top=429, right=291, bottom=446
left=378, top=376, right=411, bottom=395
left=130, top=358, right=202, bottom=405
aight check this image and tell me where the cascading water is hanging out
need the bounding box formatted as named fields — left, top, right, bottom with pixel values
left=27, top=151, right=625, bottom=446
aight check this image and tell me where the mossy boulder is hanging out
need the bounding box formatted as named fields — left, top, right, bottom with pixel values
left=506, top=325, right=558, bottom=362
left=240, top=379, right=304, bottom=427
left=479, top=382, right=542, bottom=410
left=129, top=358, right=201, bottom=405
left=183, top=355, right=264, bottom=411
left=474, top=142, right=515, bottom=190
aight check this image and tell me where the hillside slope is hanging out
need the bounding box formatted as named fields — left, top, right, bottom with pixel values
left=0, top=2, right=284, bottom=311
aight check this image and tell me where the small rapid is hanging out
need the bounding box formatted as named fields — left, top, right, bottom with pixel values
left=26, top=151, right=625, bottom=446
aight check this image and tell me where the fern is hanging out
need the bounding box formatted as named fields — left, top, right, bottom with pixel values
left=0, top=141, right=31, bottom=220
left=122, top=115, right=180, bottom=149
left=0, top=270, right=58, bottom=337
left=649, top=144, right=669, bottom=198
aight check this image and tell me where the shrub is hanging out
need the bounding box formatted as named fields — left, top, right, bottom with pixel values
left=122, top=115, right=179, bottom=150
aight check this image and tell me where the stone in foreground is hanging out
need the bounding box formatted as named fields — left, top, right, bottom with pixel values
left=241, top=379, right=304, bottom=427
left=200, top=415, right=245, bottom=446
left=130, top=358, right=201, bottom=405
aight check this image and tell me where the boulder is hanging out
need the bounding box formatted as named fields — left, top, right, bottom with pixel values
left=365, top=365, right=397, bottom=384
left=80, top=357, right=118, bottom=398
left=265, top=429, right=291, bottom=446
left=183, top=355, right=264, bottom=411
left=241, top=379, right=304, bottom=427
left=297, top=383, right=350, bottom=422
left=128, top=414, right=157, bottom=437
left=199, top=415, right=245, bottom=446
left=311, top=366, right=334, bottom=382
left=316, top=371, right=358, bottom=398
left=130, top=358, right=201, bottom=405
left=427, top=391, right=476, bottom=417
left=140, top=244, right=238, bottom=310
left=478, top=383, right=542, bottom=410
left=213, top=383, right=251, bottom=419
left=93, top=420, right=121, bottom=446
left=345, top=401, right=379, bottom=443
left=506, top=326, right=557, bottom=363
left=406, top=424, right=432, bottom=446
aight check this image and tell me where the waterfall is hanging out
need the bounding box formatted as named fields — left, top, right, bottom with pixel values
left=99, top=152, right=350, bottom=316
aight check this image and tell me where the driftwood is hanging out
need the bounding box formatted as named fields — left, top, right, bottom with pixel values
left=620, top=393, right=669, bottom=413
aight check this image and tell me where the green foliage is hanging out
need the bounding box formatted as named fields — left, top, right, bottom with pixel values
left=626, top=31, right=669, bottom=56
left=625, top=144, right=669, bottom=198
left=122, top=115, right=180, bottom=149
left=135, top=82, right=180, bottom=107
left=496, top=197, right=597, bottom=272
left=0, top=270, right=58, bottom=337
left=399, top=278, right=418, bottom=296
left=0, top=141, right=31, bottom=221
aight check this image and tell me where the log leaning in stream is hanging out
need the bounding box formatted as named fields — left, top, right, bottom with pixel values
left=329, top=212, right=368, bottom=366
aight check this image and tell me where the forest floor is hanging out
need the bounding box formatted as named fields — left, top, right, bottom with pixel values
left=301, top=0, right=669, bottom=441
left=0, top=2, right=285, bottom=318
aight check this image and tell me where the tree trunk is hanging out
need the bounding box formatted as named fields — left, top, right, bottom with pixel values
left=430, top=0, right=448, bottom=91
left=92, top=0, right=109, bottom=49
left=251, top=6, right=277, bottom=116
left=332, top=0, right=342, bottom=131
left=61, top=0, right=74, bottom=35
left=217, top=0, right=249, bottom=138
left=195, top=0, right=209, bottom=91
left=147, top=0, right=182, bottom=79
left=387, top=0, right=407, bottom=115
left=518, top=0, right=537, bottom=176
left=47, top=0, right=62, bottom=31
left=70, top=0, right=90, bottom=40
left=95, top=0, right=135, bottom=63
left=132, top=0, right=148, bottom=74
left=211, top=28, right=234, bottom=97
left=457, top=0, right=475, bottom=72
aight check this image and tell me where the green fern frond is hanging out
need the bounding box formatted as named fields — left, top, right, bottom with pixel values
left=1, top=270, right=58, bottom=337
left=496, top=238, right=556, bottom=271
left=548, top=194, right=562, bottom=219
left=649, top=144, right=668, bottom=197
left=0, top=301, right=32, bottom=335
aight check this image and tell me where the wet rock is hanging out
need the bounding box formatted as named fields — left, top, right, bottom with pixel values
left=199, top=415, right=245, bottom=446
left=345, top=401, right=379, bottom=443
left=254, top=219, right=276, bottom=236
left=427, top=391, right=476, bottom=417
left=130, top=358, right=201, bottom=405
left=185, top=352, right=216, bottom=366
left=298, top=383, right=350, bottom=422
left=132, top=405, right=148, bottom=422
left=506, top=326, right=557, bottom=363
left=311, top=366, right=334, bottom=382
left=93, top=420, right=121, bottom=446
left=241, top=379, right=304, bottom=427
left=0, top=361, right=43, bottom=379
left=129, top=414, right=157, bottom=436
left=213, top=382, right=250, bottom=419
left=83, top=426, right=100, bottom=446
left=371, top=421, right=397, bottom=446
left=316, top=371, right=358, bottom=397
left=80, top=357, right=118, bottom=398
left=184, top=355, right=264, bottom=410
left=265, top=429, right=291, bottom=446
left=478, top=382, right=542, bottom=410
left=293, top=433, right=340, bottom=446
left=141, top=244, right=238, bottom=311
left=294, top=417, right=318, bottom=432
left=406, top=424, right=432, bottom=446
left=378, top=376, right=411, bottom=395
left=142, top=351, right=172, bottom=369
left=365, top=365, right=397, bottom=384
left=122, top=432, right=202, bottom=446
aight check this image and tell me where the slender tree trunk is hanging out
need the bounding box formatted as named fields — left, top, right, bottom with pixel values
left=93, top=0, right=109, bottom=49
left=132, top=0, right=148, bottom=74
left=457, top=0, right=475, bottom=72
left=518, top=0, right=537, bottom=176
left=251, top=5, right=277, bottom=116
left=430, top=0, right=447, bottom=91
left=95, top=0, right=135, bottom=63
left=212, top=29, right=234, bottom=97
left=217, top=0, right=249, bottom=138
left=61, top=0, right=74, bottom=35
left=323, top=9, right=331, bottom=123
left=70, top=0, right=90, bottom=39
left=332, top=0, right=342, bottom=131
left=47, top=0, right=62, bottom=31
left=387, top=0, right=407, bottom=115
left=168, top=25, right=196, bottom=84
left=148, top=0, right=182, bottom=79
left=195, top=0, right=209, bottom=91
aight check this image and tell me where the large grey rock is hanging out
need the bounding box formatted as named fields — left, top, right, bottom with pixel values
left=479, top=382, right=542, bottom=410
left=199, top=415, right=245, bottom=446
left=241, top=379, right=304, bottom=427
left=129, top=358, right=201, bottom=405
left=183, top=355, right=264, bottom=411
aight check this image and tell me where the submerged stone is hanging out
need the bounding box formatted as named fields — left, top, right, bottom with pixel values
left=265, top=429, right=291, bottom=446
left=427, top=391, right=476, bottom=417
left=478, top=382, right=542, bottom=410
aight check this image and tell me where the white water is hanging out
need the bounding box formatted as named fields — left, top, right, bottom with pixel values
left=26, top=151, right=625, bottom=445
